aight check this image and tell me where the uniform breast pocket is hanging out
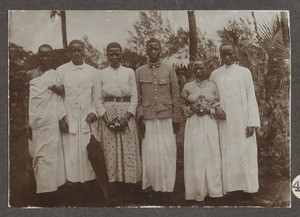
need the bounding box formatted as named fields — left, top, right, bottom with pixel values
left=139, top=79, right=152, bottom=84
left=139, top=79, right=152, bottom=95
left=159, top=78, right=171, bottom=93
left=159, top=79, right=170, bottom=85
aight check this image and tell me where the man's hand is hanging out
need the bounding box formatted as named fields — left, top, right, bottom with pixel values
left=59, top=116, right=69, bottom=133
left=214, top=106, right=226, bottom=120
left=48, top=84, right=65, bottom=97
left=85, top=112, right=97, bottom=124
left=25, top=125, right=32, bottom=140
left=246, top=126, right=254, bottom=137
left=138, top=116, right=146, bottom=139
left=172, top=122, right=180, bottom=134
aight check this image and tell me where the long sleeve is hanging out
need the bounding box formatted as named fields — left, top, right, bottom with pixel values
left=93, top=71, right=107, bottom=117
left=89, top=71, right=97, bottom=117
left=245, top=69, right=260, bottom=127
left=127, top=69, right=138, bottom=116
left=54, top=70, right=67, bottom=120
left=56, top=66, right=64, bottom=86
left=170, top=67, right=181, bottom=123
left=180, top=84, right=192, bottom=116
left=135, top=69, right=143, bottom=118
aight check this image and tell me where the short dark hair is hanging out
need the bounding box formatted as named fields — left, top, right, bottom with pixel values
left=146, top=38, right=161, bottom=48
left=219, top=42, right=235, bottom=52
left=106, top=42, right=122, bottom=52
left=69, top=40, right=84, bottom=49
left=38, top=44, right=53, bottom=53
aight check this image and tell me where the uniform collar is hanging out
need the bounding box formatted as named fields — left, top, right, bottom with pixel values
left=148, top=60, right=161, bottom=68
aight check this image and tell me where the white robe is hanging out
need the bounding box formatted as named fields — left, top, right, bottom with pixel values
left=28, top=69, right=66, bottom=193
left=56, top=61, right=97, bottom=183
left=210, top=64, right=260, bottom=193
left=182, top=80, right=223, bottom=201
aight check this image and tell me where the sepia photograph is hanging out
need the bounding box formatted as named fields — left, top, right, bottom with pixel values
left=8, top=10, right=291, bottom=208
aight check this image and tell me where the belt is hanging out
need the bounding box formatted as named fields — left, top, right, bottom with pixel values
left=104, top=96, right=131, bottom=102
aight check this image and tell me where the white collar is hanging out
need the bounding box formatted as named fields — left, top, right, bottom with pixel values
left=70, top=61, right=86, bottom=71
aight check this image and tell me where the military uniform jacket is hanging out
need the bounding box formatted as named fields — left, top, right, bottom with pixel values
left=135, top=62, right=181, bottom=123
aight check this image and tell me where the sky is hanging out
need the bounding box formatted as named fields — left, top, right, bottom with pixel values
left=9, top=10, right=283, bottom=54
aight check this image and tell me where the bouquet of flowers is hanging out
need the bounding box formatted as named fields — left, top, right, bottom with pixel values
left=107, top=117, right=128, bottom=133
left=190, top=95, right=226, bottom=119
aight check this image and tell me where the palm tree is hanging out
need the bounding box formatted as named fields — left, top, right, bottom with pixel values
left=50, top=10, right=68, bottom=49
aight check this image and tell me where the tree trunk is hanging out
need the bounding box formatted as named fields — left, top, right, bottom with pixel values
left=188, top=10, right=197, bottom=62
left=61, top=10, right=68, bottom=49
left=280, top=11, right=289, bottom=48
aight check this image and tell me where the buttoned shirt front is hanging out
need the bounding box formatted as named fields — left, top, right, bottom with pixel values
left=56, top=61, right=97, bottom=133
left=135, top=62, right=181, bottom=123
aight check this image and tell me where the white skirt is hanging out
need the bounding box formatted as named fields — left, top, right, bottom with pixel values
left=142, top=118, right=176, bottom=192
left=184, top=114, right=223, bottom=201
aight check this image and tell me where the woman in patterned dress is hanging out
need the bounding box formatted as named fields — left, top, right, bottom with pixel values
left=93, top=42, right=142, bottom=195
left=182, top=58, right=225, bottom=202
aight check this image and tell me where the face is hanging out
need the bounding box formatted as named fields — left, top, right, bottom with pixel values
left=146, top=42, right=161, bottom=63
left=69, top=43, right=84, bottom=65
left=107, top=47, right=122, bottom=68
left=38, top=46, right=53, bottom=70
left=220, top=45, right=236, bottom=66
left=192, top=60, right=206, bottom=80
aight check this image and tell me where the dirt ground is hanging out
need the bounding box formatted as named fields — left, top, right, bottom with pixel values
left=9, top=123, right=290, bottom=208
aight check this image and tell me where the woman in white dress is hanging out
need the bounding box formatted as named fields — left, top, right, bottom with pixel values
left=94, top=42, right=142, bottom=191
left=182, top=58, right=225, bottom=202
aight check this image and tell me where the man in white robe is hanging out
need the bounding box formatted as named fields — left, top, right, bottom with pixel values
left=209, top=42, right=260, bottom=194
left=55, top=40, right=98, bottom=184
left=25, top=44, right=66, bottom=197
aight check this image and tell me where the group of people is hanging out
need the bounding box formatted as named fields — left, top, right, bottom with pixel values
left=23, top=37, right=260, bottom=206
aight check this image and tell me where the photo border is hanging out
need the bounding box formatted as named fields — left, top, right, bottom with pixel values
left=1, top=0, right=300, bottom=216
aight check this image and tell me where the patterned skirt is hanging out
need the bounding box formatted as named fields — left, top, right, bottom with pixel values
left=99, top=101, right=142, bottom=183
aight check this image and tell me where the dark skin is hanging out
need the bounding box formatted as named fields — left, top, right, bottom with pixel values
left=57, top=42, right=97, bottom=133
left=220, top=44, right=254, bottom=137
left=186, top=60, right=226, bottom=119
left=102, top=46, right=133, bottom=130
left=138, top=41, right=180, bottom=137
left=146, top=41, right=161, bottom=63
left=25, top=45, right=54, bottom=139
left=192, top=60, right=210, bottom=116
